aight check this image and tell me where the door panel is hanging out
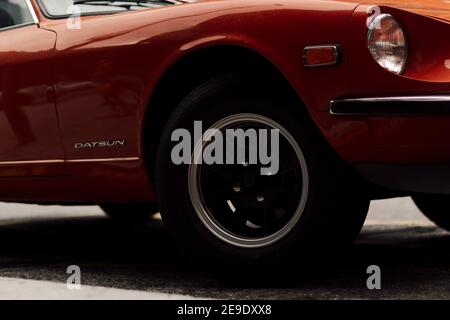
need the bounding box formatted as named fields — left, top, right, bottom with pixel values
left=0, top=25, right=66, bottom=176
left=49, top=18, right=141, bottom=162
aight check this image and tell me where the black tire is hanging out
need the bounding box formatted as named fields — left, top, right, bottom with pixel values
left=155, top=74, right=369, bottom=267
left=412, top=194, right=450, bottom=231
left=100, top=203, right=159, bottom=222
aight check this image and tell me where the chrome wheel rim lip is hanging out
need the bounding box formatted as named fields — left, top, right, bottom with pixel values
left=188, top=113, right=309, bottom=248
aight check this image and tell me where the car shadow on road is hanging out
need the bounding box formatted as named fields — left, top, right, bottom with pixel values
left=0, top=214, right=449, bottom=298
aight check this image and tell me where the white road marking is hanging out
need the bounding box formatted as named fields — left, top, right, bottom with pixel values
left=0, top=277, right=202, bottom=300
left=365, top=197, right=432, bottom=225
left=364, top=220, right=433, bottom=226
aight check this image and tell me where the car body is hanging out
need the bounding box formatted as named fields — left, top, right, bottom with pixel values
left=1, top=0, right=450, bottom=265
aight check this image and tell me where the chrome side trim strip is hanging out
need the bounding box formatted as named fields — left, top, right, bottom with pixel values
left=0, top=157, right=139, bottom=165
left=26, top=0, right=39, bottom=24
left=0, top=159, right=64, bottom=165
left=333, top=96, right=450, bottom=104
left=67, top=157, right=139, bottom=163
left=330, top=95, right=450, bottom=116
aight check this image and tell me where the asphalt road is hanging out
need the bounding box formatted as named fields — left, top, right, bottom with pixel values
left=0, top=197, right=449, bottom=299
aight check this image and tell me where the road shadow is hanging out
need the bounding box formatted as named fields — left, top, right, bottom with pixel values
left=0, top=215, right=177, bottom=264
left=0, top=213, right=449, bottom=298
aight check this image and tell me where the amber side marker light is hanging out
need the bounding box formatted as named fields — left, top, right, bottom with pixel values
left=303, top=45, right=340, bottom=67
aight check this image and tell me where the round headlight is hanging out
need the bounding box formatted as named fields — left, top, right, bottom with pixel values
left=367, top=14, right=407, bottom=74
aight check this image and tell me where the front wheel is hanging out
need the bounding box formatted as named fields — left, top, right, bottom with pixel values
left=412, top=194, right=450, bottom=231
left=155, top=74, right=369, bottom=267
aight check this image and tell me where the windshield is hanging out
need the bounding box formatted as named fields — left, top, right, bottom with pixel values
left=38, top=0, right=177, bottom=18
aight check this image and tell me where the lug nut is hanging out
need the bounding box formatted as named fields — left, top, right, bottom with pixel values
left=256, top=193, right=265, bottom=202
left=233, top=183, right=241, bottom=193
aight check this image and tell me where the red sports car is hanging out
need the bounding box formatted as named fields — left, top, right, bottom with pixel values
left=1, top=0, right=449, bottom=266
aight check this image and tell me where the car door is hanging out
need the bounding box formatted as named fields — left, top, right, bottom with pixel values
left=0, top=0, right=66, bottom=176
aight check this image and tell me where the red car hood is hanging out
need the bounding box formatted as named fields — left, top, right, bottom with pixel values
left=188, top=0, right=450, bottom=23
left=339, top=0, right=450, bottom=22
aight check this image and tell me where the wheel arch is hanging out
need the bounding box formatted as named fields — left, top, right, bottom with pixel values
left=141, top=44, right=314, bottom=179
